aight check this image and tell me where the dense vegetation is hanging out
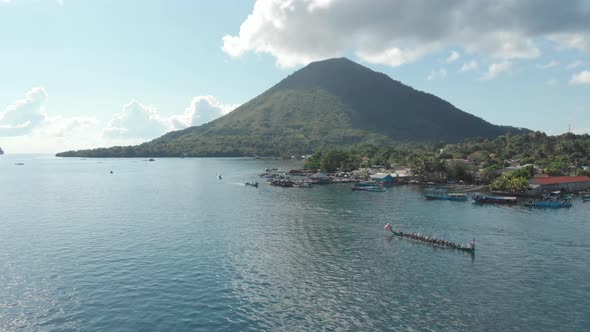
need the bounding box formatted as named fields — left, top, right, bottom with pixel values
left=57, top=58, right=527, bottom=158
left=489, top=166, right=535, bottom=192
left=303, top=132, right=590, bottom=184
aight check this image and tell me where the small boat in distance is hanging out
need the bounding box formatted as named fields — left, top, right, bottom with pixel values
left=270, top=179, right=295, bottom=187
left=524, top=200, right=572, bottom=208
left=294, top=181, right=314, bottom=188
left=354, top=181, right=380, bottom=187
left=352, top=187, right=384, bottom=192
left=245, top=181, right=259, bottom=187
left=352, top=185, right=384, bottom=192
left=472, top=195, right=517, bottom=204
left=425, top=193, right=467, bottom=201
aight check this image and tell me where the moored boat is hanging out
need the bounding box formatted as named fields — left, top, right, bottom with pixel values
left=354, top=181, right=380, bottom=187
left=425, top=193, right=467, bottom=201
left=270, top=179, right=295, bottom=187
left=384, top=223, right=475, bottom=253
left=472, top=194, right=517, bottom=204
left=352, top=182, right=384, bottom=192
left=294, top=181, right=314, bottom=188
left=524, top=200, right=572, bottom=208
left=352, top=186, right=385, bottom=192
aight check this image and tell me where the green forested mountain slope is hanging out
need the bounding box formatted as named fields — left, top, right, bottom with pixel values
left=57, top=58, right=529, bottom=157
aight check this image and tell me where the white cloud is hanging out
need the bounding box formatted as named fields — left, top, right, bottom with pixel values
left=537, top=60, right=559, bottom=69
left=572, top=127, right=590, bottom=135
left=548, top=33, right=590, bottom=53
left=222, top=0, right=590, bottom=68
left=567, top=60, right=584, bottom=70
left=1, top=89, right=238, bottom=153
left=569, top=70, right=590, bottom=85
left=481, top=61, right=512, bottom=80
left=466, top=31, right=540, bottom=60
left=356, top=45, right=438, bottom=68
left=445, top=51, right=461, bottom=63
left=41, top=115, right=100, bottom=138
left=427, top=68, right=447, bottom=81
left=459, top=60, right=478, bottom=72
left=171, top=96, right=239, bottom=129
left=0, top=87, right=48, bottom=136
left=103, top=100, right=171, bottom=139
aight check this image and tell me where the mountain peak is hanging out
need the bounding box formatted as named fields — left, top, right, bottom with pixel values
left=57, top=58, right=529, bottom=158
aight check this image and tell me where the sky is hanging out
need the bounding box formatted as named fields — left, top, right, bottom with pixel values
left=1, top=0, right=589, bottom=153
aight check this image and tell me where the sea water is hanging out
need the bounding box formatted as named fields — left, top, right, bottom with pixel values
left=1, top=155, right=589, bottom=331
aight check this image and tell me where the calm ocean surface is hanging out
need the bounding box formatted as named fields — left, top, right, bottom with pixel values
left=1, top=155, right=589, bottom=331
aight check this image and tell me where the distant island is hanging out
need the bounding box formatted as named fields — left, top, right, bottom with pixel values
left=56, top=57, right=528, bottom=158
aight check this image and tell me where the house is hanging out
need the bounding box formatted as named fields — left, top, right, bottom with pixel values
left=310, top=172, right=331, bottom=184
left=527, top=175, right=590, bottom=195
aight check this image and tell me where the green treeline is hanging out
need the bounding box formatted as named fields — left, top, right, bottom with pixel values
left=303, top=132, right=590, bottom=184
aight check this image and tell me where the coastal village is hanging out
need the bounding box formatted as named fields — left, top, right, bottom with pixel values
left=257, top=153, right=590, bottom=206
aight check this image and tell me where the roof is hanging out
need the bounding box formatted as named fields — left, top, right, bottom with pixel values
left=310, top=172, right=330, bottom=179
left=392, top=170, right=411, bottom=177
left=531, top=176, right=590, bottom=185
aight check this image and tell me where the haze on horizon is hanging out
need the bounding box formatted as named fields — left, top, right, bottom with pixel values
left=1, top=0, right=589, bottom=153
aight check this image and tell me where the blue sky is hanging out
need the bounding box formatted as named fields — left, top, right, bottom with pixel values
left=1, top=0, right=589, bottom=153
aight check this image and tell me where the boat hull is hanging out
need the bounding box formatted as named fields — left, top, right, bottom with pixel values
left=352, top=187, right=384, bottom=192
left=390, top=231, right=475, bottom=253
left=425, top=194, right=467, bottom=201
left=525, top=201, right=572, bottom=208
left=472, top=195, right=517, bottom=204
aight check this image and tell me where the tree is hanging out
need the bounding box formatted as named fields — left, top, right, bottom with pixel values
left=304, top=152, right=323, bottom=170
left=490, top=170, right=530, bottom=192
left=320, top=150, right=355, bottom=172
left=480, top=165, right=501, bottom=184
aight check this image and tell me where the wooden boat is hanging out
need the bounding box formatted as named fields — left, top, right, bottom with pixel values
left=354, top=181, right=380, bottom=187
left=472, top=194, right=517, bottom=204
left=352, top=184, right=384, bottom=192
left=245, top=181, right=259, bottom=187
left=294, top=182, right=314, bottom=188
left=270, top=179, right=294, bottom=187
left=352, top=186, right=384, bottom=192
left=384, top=224, right=475, bottom=253
left=524, top=200, right=572, bottom=208
left=425, top=193, right=467, bottom=201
